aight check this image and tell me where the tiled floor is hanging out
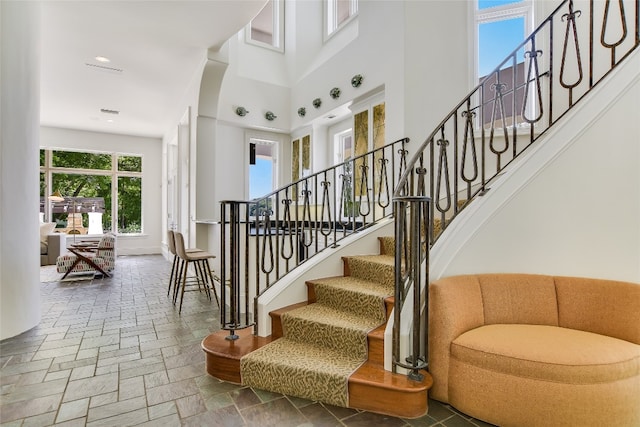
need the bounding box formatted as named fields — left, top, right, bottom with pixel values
left=1, top=255, right=494, bottom=427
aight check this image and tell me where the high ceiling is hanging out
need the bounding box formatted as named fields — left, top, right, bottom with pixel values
left=40, top=1, right=267, bottom=139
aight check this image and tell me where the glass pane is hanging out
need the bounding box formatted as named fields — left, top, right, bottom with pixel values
left=353, top=110, right=368, bottom=196
left=51, top=173, right=112, bottom=233
left=251, top=0, right=274, bottom=45
left=249, top=143, right=274, bottom=200
left=118, top=155, right=142, bottom=172
left=118, top=176, right=142, bottom=233
left=40, top=149, right=45, bottom=167
left=52, top=150, right=112, bottom=170
left=336, top=0, right=351, bottom=27
left=302, top=135, right=311, bottom=176
left=292, top=139, right=300, bottom=182
left=40, top=172, right=45, bottom=219
left=478, top=0, right=523, bottom=10
left=479, top=16, right=525, bottom=77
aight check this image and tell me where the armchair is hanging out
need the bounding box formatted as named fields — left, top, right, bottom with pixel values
left=56, top=233, right=116, bottom=279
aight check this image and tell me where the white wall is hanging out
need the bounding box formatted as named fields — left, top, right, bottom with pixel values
left=403, top=1, right=472, bottom=156
left=40, top=127, right=163, bottom=255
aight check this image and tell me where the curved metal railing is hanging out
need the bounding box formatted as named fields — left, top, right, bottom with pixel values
left=392, top=0, right=639, bottom=378
left=220, top=137, right=409, bottom=337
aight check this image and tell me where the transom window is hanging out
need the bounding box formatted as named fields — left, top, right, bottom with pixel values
left=324, top=0, right=358, bottom=40
left=246, top=0, right=284, bottom=52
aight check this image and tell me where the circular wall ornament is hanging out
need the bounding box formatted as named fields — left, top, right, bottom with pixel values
left=351, top=74, right=364, bottom=88
left=330, top=87, right=341, bottom=99
left=297, top=107, right=306, bottom=117
left=235, top=106, right=249, bottom=117
left=265, top=111, right=277, bottom=121
left=313, top=98, right=322, bottom=109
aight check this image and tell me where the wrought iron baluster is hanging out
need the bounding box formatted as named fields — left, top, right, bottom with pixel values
left=522, top=44, right=544, bottom=124
left=461, top=109, right=478, bottom=200
left=377, top=154, right=390, bottom=209
left=280, top=196, right=294, bottom=269
left=435, top=133, right=451, bottom=218
left=338, top=162, right=353, bottom=229
left=489, top=82, right=510, bottom=170
left=358, top=162, right=371, bottom=217
left=301, top=183, right=313, bottom=249
left=260, top=212, right=275, bottom=278
left=398, top=147, right=409, bottom=196
left=601, top=0, right=627, bottom=66
left=320, top=180, right=333, bottom=239
left=560, top=0, right=583, bottom=105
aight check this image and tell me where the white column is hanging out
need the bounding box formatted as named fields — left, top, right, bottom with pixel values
left=1, top=1, right=42, bottom=339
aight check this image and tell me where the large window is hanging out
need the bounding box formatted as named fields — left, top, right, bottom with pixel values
left=324, top=0, right=358, bottom=40
left=246, top=0, right=284, bottom=52
left=40, top=149, right=143, bottom=235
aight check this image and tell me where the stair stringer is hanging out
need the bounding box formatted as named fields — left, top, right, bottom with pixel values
left=255, top=218, right=395, bottom=337
left=428, top=50, right=640, bottom=283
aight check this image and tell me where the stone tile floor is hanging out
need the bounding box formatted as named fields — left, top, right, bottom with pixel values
left=1, top=255, right=494, bottom=426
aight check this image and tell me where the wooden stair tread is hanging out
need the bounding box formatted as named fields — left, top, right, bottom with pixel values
left=349, top=362, right=432, bottom=418
left=202, top=328, right=273, bottom=383
left=350, top=362, right=432, bottom=391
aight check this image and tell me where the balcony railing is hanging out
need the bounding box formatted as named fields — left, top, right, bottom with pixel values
left=220, top=138, right=409, bottom=337
left=392, top=0, right=639, bottom=379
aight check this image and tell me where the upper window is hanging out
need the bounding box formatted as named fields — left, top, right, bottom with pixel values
left=475, top=0, right=532, bottom=79
left=325, top=0, right=358, bottom=40
left=246, top=0, right=284, bottom=52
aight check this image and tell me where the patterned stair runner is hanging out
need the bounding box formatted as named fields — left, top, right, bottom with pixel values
left=240, top=238, right=395, bottom=407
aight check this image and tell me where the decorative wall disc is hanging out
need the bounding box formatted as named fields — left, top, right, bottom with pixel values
left=330, top=87, right=341, bottom=99
left=298, top=107, right=306, bottom=117
left=351, top=74, right=364, bottom=88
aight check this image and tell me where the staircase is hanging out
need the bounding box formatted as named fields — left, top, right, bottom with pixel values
left=204, top=0, right=639, bottom=419
left=202, top=236, right=432, bottom=418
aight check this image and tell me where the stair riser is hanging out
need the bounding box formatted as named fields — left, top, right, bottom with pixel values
left=283, top=317, right=369, bottom=360
left=344, top=258, right=395, bottom=289
left=367, top=334, right=384, bottom=367
left=348, top=380, right=428, bottom=418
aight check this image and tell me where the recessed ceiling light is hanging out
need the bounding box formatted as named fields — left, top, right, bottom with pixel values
left=95, top=56, right=111, bottom=63
left=106, top=119, right=114, bottom=123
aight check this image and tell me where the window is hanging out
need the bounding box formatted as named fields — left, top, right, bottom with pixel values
left=475, top=0, right=533, bottom=127
left=40, top=149, right=143, bottom=235
left=249, top=138, right=278, bottom=200
left=246, top=0, right=284, bottom=52
left=476, top=0, right=532, bottom=79
left=325, top=0, right=358, bottom=39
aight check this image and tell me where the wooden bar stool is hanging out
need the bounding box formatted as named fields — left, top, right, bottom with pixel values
left=166, top=230, right=205, bottom=299
left=173, top=231, right=220, bottom=313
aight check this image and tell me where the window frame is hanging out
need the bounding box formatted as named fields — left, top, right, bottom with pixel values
left=324, top=0, right=358, bottom=41
left=474, top=0, right=533, bottom=83
left=245, top=0, right=285, bottom=53
left=40, top=149, right=143, bottom=235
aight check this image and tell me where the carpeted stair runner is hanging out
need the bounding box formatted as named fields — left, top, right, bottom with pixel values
left=240, top=240, right=396, bottom=407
